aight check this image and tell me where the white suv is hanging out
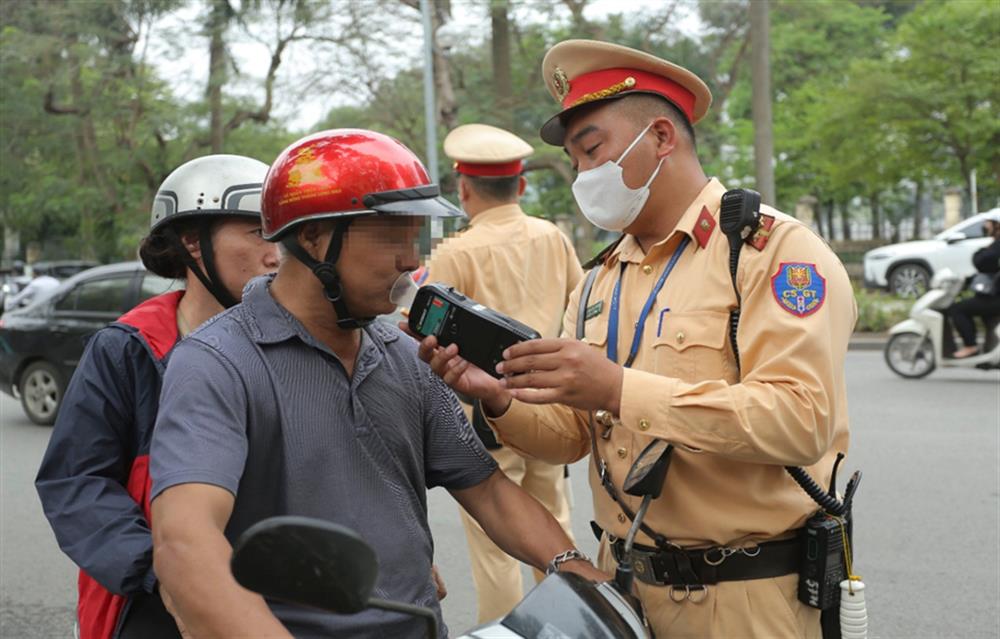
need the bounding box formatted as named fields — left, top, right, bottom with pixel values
left=863, top=209, right=1000, bottom=297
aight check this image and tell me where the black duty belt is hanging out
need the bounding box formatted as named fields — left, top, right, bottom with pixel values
left=610, top=535, right=801, bottom=589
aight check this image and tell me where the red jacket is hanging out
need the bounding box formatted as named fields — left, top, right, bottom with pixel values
left=36, top=292, right=184, bottom=639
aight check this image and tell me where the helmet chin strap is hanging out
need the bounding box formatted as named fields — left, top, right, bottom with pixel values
left=281, top=218, right=374, bottom=329
left=165, top=224, right=239, bottom=309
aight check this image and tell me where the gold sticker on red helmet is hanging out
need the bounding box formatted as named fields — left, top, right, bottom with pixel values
left=286, top=147, right=326, bottom=189
left=280, top=147, right=342, bottom=207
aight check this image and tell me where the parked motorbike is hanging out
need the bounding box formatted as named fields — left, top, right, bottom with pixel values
left=229, top=440, right=677, bottom=638
left=884, top=268, right=1000, bottom=378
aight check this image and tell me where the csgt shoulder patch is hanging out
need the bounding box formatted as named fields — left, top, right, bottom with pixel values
left=771, top=262, right=826, bottom=317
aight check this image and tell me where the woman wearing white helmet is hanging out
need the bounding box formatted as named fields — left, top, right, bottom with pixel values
left=35, top=155, right=280, bottom=639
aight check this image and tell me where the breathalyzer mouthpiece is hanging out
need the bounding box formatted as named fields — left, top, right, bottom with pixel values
left=390, top=271, right=419, bottom=310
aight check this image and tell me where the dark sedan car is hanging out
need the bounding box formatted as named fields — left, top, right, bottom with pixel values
left=0, top=262, right=181, bottom=425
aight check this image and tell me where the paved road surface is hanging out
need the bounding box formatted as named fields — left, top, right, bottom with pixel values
left=2, top=352, right=997, bottom=637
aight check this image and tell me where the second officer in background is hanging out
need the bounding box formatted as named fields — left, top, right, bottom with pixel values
left=424, top=123, right=583, bottom=622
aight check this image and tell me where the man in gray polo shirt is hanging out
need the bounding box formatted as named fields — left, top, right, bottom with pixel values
left=149, top=130, right=603, bottom=638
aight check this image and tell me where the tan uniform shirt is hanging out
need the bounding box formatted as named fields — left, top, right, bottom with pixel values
left=426, top=203, right=584, bottom=401
left=488, top=178, right=856, bottom=547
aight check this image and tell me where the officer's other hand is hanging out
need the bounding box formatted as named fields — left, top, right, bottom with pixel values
left=497, top=338, right=623, bottom=414
left=397, top=321, right=421, bottom=341
left=431, top=564, right=447, bottom=600
left=412, top=332, right=513, bottom=415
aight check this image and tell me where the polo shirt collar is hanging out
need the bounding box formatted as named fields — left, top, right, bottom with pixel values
left=242, top=274, right=399, bottom=352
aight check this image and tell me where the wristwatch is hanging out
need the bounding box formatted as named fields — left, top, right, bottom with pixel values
left=546, top=548, right=591, bottom=575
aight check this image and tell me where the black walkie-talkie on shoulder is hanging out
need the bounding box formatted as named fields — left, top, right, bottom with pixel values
left=719, top=188, right=762, bottom=372
left=719, top=188, right=761, bottom=241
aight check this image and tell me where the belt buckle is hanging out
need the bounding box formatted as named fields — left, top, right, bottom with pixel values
left=632, top=552, right=657, bottom=586
left=615, top=542, right=660, bottom=587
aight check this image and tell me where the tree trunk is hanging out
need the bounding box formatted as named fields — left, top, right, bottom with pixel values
left=836, top=200, right=848, bottom=241
left=957, top=153, right=973, bottom=216
left=561, top=0, right=591, bottom=35
left=490, top=0, right=513, bottom=128
left=207, top=0, right=229, bottom=153
left=67, top=52, right=106, bottom=260
left=912, top=180, right=924, bottom=240
left=749, top=0, right=775, bottom=206
left=813, top=198, right=825, bottom=239
left=869, top=193, right=881, bottom=240
left=432, top=2, right=458, bottom=132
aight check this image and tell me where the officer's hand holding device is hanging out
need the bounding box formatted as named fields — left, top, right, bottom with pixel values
left=409, top=282, right=624, bottom=414
left=408, top=283, right=541, bottom=380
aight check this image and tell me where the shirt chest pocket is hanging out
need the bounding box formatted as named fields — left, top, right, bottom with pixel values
left=580, top=314, right=609, bottom=348
left=651, top=310, right=730, bottom=382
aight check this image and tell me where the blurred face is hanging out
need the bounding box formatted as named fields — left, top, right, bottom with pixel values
left=984, top=220, right=999, bottom=238
left=209, top=218, right=280, bottom=298
left=335, top=217, right=423, bottom=317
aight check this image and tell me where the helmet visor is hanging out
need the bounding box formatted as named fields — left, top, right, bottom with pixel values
left=363, top=186, right=463, bottom=219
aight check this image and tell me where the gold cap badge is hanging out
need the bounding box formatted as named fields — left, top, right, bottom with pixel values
left=553, top=67, right=570, bottom=101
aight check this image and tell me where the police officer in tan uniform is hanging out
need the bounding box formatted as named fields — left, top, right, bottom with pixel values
left=424, top=123, right=583, bottom=622
left=419, top=41, right=856, bottom=638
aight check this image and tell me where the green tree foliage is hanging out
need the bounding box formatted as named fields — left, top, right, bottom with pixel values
left=774, top=0, right=998, bottom=238
left=1, top=0, right=351, bottom=262
left=2, top=0, right=995, bottom=263
left=1, top=0, right=186, bottom=260
left=881, top=0, right=1000, bottom=206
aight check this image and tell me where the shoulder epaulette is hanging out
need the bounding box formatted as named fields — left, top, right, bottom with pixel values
left=748, top=214, right=775, bottom=251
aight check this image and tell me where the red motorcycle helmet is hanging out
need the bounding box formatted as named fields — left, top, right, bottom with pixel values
left=261, top=128, right=461, bottom=240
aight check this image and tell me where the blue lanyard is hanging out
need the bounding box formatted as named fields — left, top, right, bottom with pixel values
left=607, top=236, right=690, bottom=368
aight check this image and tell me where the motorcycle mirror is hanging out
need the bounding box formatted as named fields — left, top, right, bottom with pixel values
left=231, top=516, right=378, bottom=614
left=623, top=439, right=674, bottom=499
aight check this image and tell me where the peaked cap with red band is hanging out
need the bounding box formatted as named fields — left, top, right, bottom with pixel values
left=540, top=40, right=713, bottom=146
left=444, top=123, right=533, bottom=178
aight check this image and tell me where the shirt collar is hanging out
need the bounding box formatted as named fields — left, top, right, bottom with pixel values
left=242, top=274, right=398, bottom=353
left=606, top=177, right=726, bottom=266
left=468, top=203, right=523, bottom=228
left=242, top=275, right=297, bottom=344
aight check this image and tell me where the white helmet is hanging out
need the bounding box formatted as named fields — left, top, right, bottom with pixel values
left=150, top=154, right=269, bottom=232
left=146, top=154, right=269, bottom=308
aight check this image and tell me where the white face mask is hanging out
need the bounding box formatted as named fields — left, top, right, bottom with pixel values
left=571, top=122, right=664, bottom=232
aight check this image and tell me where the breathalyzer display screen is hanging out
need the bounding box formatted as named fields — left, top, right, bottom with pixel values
left=419, top=296, right=451, bottom=336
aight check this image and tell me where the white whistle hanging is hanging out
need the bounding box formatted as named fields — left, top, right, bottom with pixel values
left=839, top=579, right=867, bottom=639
